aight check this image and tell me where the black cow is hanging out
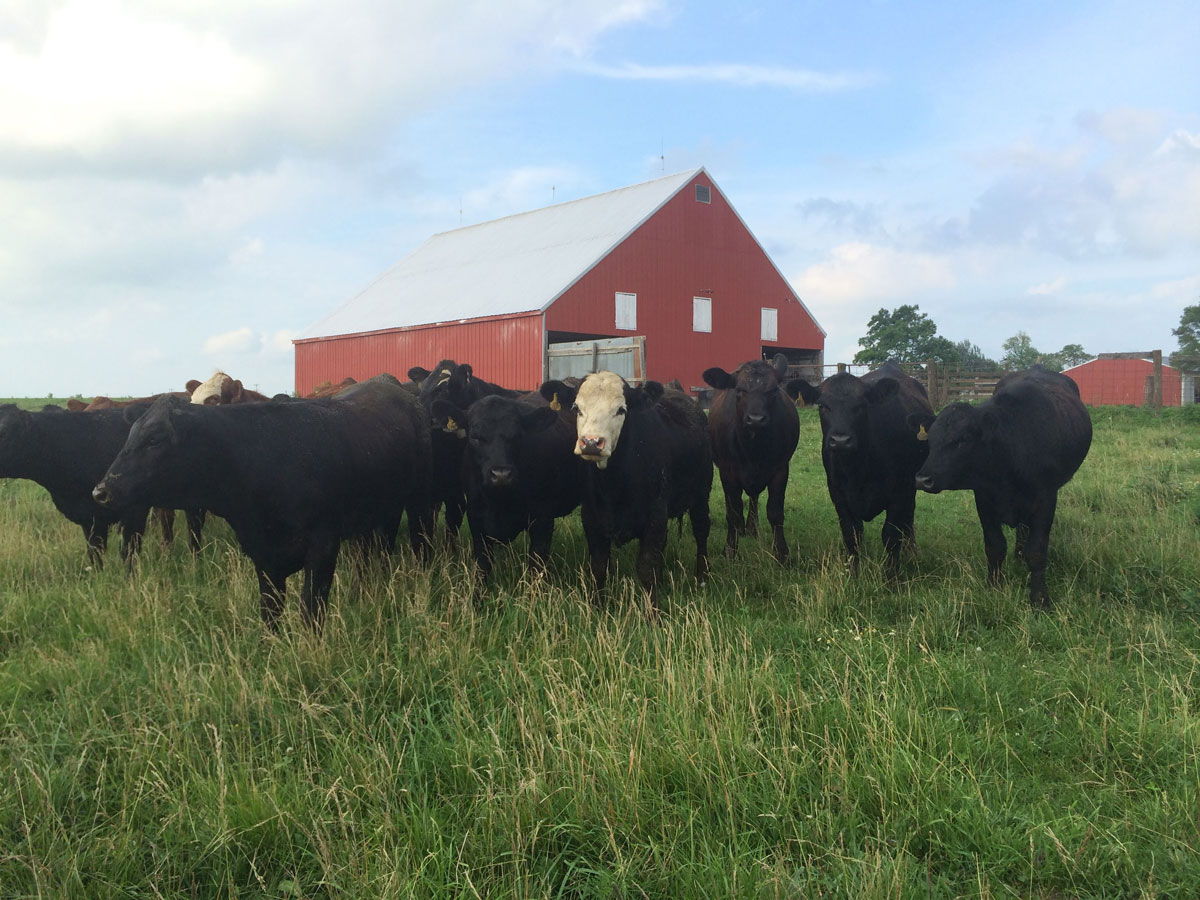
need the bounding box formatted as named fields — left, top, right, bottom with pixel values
left=702, top=353, right=800, bottom=561
left=406, top=360, right=525, bottom=546
left=911, top=365, right=1092, bottom=608
left=787, top=360, right=933, bottom=577
left=0, top=403, right=151, bottom=566
left=429, top=395, right=583, bottom=584
left=539, top=372, right=711, bottom=610
left=93, top=376, right=433, bottom=629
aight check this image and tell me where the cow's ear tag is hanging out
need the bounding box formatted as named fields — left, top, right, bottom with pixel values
left=549, top=393, right=562, bottom=412
left=917, top=424, right=928, bottom=441
left=444, top=416, right=458, bottom=433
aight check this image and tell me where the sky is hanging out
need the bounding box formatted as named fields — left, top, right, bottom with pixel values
left=2, top=0, right=1198, bottom=397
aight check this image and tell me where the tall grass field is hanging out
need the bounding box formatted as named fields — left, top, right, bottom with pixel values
left=1, top=402, right=1198, bottom=898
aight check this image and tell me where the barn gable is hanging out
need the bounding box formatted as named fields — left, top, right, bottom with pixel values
left=298, top=169, right=703, bottom=341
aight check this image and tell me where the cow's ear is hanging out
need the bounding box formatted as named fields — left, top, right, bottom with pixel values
left=226, top=379, right=246, bottom=403
left=430, top=399, right=468, bottom=434
left=450, top=363, right=473, bottom=390
left=785, top=378, right=820, bottom=407
left=520, top=405, right=559, bottom=432
left=641, top=381, right=665, bottom=404
left=185, top=379, right=201, bottom=395
left=703, top=367, right=736, bottom=391
left=907, top=411, right=936, bottom=442
left=407, top=366, right=431, bottom=385
left=539, top=380, right=576, bottom=410
left=865, top=377, right=899, bottom=404
left=771, top=353, right=789, bottom=379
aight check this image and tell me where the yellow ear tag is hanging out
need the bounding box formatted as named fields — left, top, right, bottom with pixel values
left=549, top=393, right=562, bottom=412
left=444, top=416, right=458, bottom=433
left=917, top=424, right=928, bottom=441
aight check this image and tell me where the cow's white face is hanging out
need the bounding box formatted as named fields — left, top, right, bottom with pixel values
left=190, top=371, right=231, bottom=405
left=572, top=371, right=628, bottom=470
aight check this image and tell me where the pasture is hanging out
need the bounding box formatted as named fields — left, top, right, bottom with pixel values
left=1, top=402, right=1198, bottom=898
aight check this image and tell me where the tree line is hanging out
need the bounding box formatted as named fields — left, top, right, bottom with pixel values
left=852, top=301, right=1200, bottom=373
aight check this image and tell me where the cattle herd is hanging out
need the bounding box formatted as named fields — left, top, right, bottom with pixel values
left=0, top=357, right=1093, bottom=629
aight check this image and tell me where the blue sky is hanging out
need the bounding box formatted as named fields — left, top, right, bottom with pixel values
left=2, top=0, right=1197, bottom=396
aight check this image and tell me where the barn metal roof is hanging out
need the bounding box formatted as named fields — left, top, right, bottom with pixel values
left=297, top=168, right=706, bottom=340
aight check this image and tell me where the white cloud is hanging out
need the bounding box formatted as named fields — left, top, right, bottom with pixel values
left=204, top=327, right=254, bottom=355
left=1027, top=277, right=1067, bottom=296
left=579, top=61, right=875, bottom=91
left=793, top=242, right=956, bottom=305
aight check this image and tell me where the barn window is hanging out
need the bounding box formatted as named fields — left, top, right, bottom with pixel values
left=615, top=292, right=637, bottom=331
left=761, top=307, right=778, bottom=342
left=695, top=184, right=711, bottom=204
left=693, top=297, right=712, bottom=333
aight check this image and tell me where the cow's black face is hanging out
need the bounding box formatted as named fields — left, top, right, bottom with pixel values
left=93, top=397, right=186, bottom=509
left=914, top=403, right=980, bottom=493
left=704, top=356, right=788, bottom=433
left=814, top=373, right=900, bottom=454
left=436, top=396, right=557, bottom=489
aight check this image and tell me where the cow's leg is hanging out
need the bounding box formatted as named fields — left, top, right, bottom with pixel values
left=765, top=470, right=790, bottom=563
left=974, top=492, right=1007, bottom=588
left=746, top=492, right=761, bottom=537
left=83, top=520, right=107, bottom=569
left=155, top=508, right=175, bottom=546
left=407, top=492, right=435, bottom=564
left=1021, top=492, right=1057, bottom=610
left=301, top=540, right=340, bottom=632
left=689, top=495, right=711, bottom=585
left=119, top=512, right=148, bottom=570
left=581, top=505, right=610, bottom=605
left=468, top=509, right=495, bottom=585
left=185, top=508, right=206, bottom=554
left=257, top=568, right=287, bottom=631
left=443, top=495, right=466, bottom=548
left=829, top=488, right=863, bottom=573
left=527, top=517, right=555, bottom=575
left=881, top=490, right=917, bottom=581
left=635, top=518, right=668, bottom=612
left=719, top=470, right=745, bottom=557
left=1013, top=522, right=1030, bottom=561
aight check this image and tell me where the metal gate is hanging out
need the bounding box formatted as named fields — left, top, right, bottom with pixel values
left=546, top=336, right=646, bottom=383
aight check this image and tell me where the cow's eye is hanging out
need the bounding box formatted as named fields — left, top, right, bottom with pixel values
left=617, top=406, right=627, bottom=416
left=570, top=403, right=580, bottom=414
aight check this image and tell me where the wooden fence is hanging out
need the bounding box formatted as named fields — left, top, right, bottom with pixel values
left=819, top=361, right=1007, bottom=409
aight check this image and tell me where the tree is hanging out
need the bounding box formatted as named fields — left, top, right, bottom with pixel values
left=952, top=339, right=1000, bottom=371
left=853, top=305, right=959, bottom=366
left=1001, top=331, right=1042, bottom=370
left=1056, top=343, right=1090, bottom=369
left=1172, top=301, right=1200, bottom=371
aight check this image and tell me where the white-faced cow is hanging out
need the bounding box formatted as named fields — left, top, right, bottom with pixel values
left=539, top=372, right=711, bottom=610
left=430, top=394, right=582, bottom=585
left=787, top=360, right=933, bottom=577
left=0, top=403, right=152, bottom=567
left=911, top=365, right=1092, bottom=609
left=702, top=353, right=799, bottom=562
left=93, top=376, right=433, bottom=630
left=186, top=371, right=271, bottom=406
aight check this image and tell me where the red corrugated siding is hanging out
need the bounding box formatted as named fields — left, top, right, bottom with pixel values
left=1065, top=358, right=1182, bottom=406
left=294, top=313, right=544, bottom=396
left=545, top=171, right=822, bottom=391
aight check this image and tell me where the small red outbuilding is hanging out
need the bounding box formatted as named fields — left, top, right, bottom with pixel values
left=1063, top=356, right=1186, bottom=407
left=293, top=168, right=824, bottom=395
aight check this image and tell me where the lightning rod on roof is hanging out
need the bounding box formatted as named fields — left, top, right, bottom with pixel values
left=660, top=139, right=665, bottom=174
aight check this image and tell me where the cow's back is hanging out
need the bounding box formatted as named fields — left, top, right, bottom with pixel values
left=658, top=390, right=713, bottom=518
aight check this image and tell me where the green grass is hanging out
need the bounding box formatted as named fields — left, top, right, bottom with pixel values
left=1, top=405, right=1199, bottom=898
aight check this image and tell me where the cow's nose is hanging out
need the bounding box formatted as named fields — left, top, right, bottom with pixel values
left=92, top=483, right=111, bottom=506
left=827, top=432, right=855, bottom=451
left=488, top=466, right=514, bottom=486
left=578, top=436, right=606, bottom=455
left=744, top=413, right=768, bottom=428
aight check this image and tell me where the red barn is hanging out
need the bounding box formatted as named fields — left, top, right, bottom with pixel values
left=1063, top=356, right=1186, bottom=407
left=294, top=168, right=824, bottom=395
